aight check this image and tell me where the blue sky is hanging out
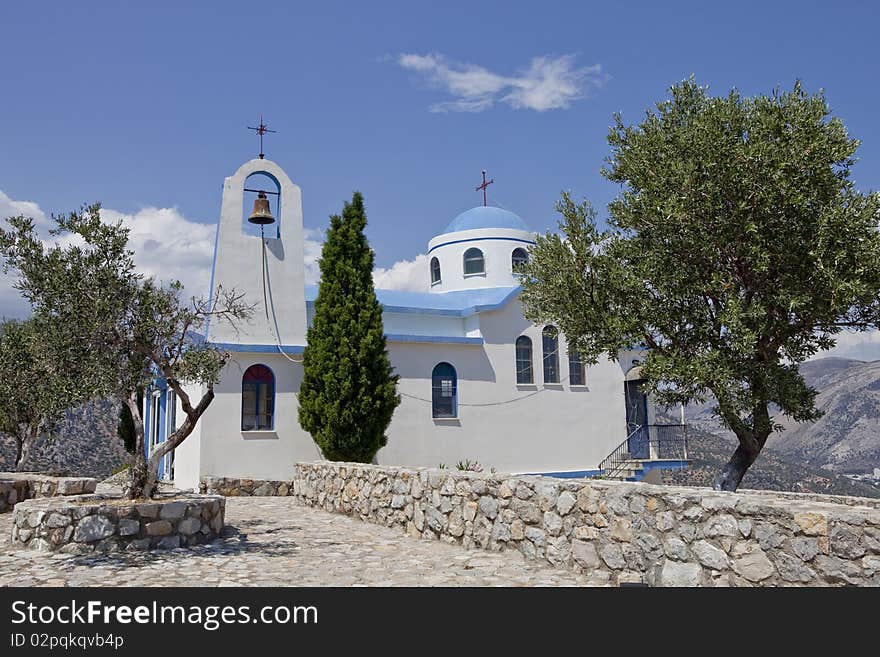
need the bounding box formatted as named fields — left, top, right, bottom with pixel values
left=2, top=1, right=880, bottom=354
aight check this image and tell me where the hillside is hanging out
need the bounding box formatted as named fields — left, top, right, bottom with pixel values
left=769, top=359, right=880, bottom=473
left=684, top=357, right=880, bottom=475
left=662, top=421, right=880, bottom=498
left=0, top=398, right=131, bottom=477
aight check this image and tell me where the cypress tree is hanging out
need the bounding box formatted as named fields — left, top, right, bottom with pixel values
left=298, top=192, right=400, bottom=462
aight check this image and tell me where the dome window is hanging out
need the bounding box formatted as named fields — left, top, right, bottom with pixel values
left=512, top=247, right=529, bottom=274
left=430, top=257, right=441, bottom=285
left=463, top=248, right=485, bottom=276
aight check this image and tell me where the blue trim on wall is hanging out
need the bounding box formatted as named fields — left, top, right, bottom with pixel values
left=386, top=334, right=484, bottom=345
left=428, top=236, right=536, bottom=254
left=376, top=305, right=464, bottom=317
left=306, top=286, right=521, bottom=318
left=214, top=334, right=486, bottom=350
left=381, top=291, right=520, bottom=316
left=305, top=285, right=521, bottom=317
left=638, top=460, right=689, bottom=474
left=209, top=342, right=306, bottom=354
left=531, top=469, right=604, bottom=479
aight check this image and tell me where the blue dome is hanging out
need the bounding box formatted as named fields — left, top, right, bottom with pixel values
left=442, top=206, right=530, bottom=234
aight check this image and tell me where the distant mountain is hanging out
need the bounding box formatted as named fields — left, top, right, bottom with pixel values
left=769, top=359, right=880, bottom=474
left=682, top=357, right=880, bottom=476
left=0, top=398, right=131, bottom=477
left=663, top=421, right=880, bottom=499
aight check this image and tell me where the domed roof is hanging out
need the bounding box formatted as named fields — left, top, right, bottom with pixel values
left=442, top=206, right=530, bottom=234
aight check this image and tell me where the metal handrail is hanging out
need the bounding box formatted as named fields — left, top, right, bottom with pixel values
left=598, top=424, right=689, bottom=479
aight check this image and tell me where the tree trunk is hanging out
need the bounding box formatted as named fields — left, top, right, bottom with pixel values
left=15, top=425, right=39, bottom=471
left=713, top=428, right=772, bottom=491
left=13, top=436, right=24, bottom=471
left=123, top=394, right=150, bottom=499
left=712, top=442, right=760, bottom=491
left=713, top=391, right=774, bottom=492
left=125, top=382, right=215, bottom=500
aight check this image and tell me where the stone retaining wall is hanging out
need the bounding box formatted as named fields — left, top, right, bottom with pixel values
left=200, top=477, right=291, bottom=497
left=0, top=473, right=98, bottom=513
left=11, top=494, right=225, bottom=553
left=292, top=461, right=880, bottom=587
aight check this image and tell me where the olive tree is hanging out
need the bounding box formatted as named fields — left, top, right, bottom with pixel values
left=521, top=80, right=880, bottom=491
left=0, top=205, right=251, bottom=497
left=0, top=318, right=79, bottom=469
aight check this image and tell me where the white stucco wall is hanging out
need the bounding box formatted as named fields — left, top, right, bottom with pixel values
left=194, top=354, right=322, bottom=482
left=377, top=299, right=628, bottom=473
left=207, top=158, right=308, bottom=347
left=184, top=299, right=630, bottom=483
left=170, top=382, right=205, bottom=491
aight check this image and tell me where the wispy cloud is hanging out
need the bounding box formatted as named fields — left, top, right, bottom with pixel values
left=396, top=53, right=607, bottom=113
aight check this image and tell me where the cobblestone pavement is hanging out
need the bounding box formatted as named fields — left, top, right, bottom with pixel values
left=0, top=497, right=601, bottom=586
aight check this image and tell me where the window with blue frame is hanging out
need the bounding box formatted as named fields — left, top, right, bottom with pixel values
left=542, top=325, right=559, bottom=383
left=569, top=350, right=586, bottom=386
left=431, top=362, right=457, bottom=418
left=463, top=248, right=485, bottom=276
left=430, top=256, right=441, bottom=285
left=511, top=247, right=529, bottom=274
left=515, top=335, right=533, bottom=384
left=242, top=364, right=275, bottom=430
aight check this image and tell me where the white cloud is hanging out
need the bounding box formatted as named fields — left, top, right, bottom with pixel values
left=396, top=53, right=607, bottom=113
left=100, top=207, right=216, bottom=300
left=813, top=330, right=880, bottom=362
left=302, top=227, right=324, bottom=285
left=0, top=191, right=52, bottom=318
left=0, top=194, right=217, bottom=316
left=373, top=254, right=429, bottom=292
left=0, top=192, right=429, bottom=319
left=0, top=190, right=49, bottom=230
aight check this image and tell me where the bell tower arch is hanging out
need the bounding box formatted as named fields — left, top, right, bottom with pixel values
left=206, top=157, right=307, bottom=348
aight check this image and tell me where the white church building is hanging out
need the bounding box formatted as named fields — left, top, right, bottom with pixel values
left=144, top=156, right=687, bottom=491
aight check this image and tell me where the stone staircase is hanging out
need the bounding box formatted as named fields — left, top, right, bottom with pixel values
left=598, top=424, right=691, bottom=483
left=602, top=454, right=646, bottom=482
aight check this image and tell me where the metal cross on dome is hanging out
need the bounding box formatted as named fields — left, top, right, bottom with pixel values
left=247, top=115, right=277, bottom=159
left=475, top=170, right=494, bottom=206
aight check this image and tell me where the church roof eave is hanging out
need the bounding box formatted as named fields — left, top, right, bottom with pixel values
left=304, top=285, right=521, bottom=318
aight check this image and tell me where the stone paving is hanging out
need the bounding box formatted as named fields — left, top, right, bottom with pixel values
left=0, top=496, right=602, bottom=587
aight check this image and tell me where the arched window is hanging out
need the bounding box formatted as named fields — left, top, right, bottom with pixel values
left=242, top=364, right=275, bottom=430
left=515, top=336, right=533, bottom=384
left=463, top=248, right=485, bottom=276
left=569, top=350, right=585, bottom=386
left=511, top=247, right=529, bottom=274
left=542, top=326, right=559, bottom=383
left=431, top=362, right=457, bottom=418
left=430, top=256, right=441, bottom=285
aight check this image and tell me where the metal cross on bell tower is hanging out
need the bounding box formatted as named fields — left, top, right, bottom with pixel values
left=247, top=115, right=277, bottom=159
left=475, top=170, right=494, bottom=206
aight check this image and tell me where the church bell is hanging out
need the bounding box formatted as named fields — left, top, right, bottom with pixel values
left=247, top=191, right=275, bottom=225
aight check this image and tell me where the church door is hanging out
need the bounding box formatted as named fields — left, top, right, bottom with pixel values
left=625, top=379, right=649, bottom=459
